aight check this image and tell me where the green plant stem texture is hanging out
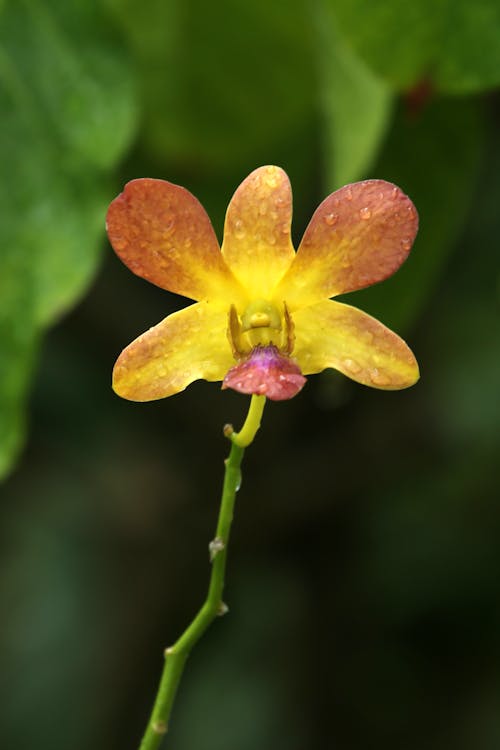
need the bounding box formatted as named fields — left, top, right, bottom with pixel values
left=138, top=395, right=265, bottom=750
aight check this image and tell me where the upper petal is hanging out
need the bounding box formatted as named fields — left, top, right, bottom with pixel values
left=221, top=166, right=296, bottom=299
left=112, top=302, right=234, bottom=401
left=276, top=180, right=418, bottom=308
left=107, top=178, right=241, bottom=302
left=293, top=299, right=419, bottom=389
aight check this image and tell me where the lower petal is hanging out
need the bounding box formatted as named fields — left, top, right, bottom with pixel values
left=112, top=302, right=234, bottom=401
left=222, top=345, right=306, bottom=401
left=293, top=300, right=419, bottom=389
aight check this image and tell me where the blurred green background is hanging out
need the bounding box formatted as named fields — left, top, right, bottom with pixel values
left=1, top=1, right=499, bottom=748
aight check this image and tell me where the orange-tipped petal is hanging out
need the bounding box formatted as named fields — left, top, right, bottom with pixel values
left=276, top=180, right=418, bottom=308
left=107, top=178, right=240, bottom=302
left=293, top=300, right=419, bottom=389
left=112, top=302, right=234, bottom=401
left=221, top=166, right=296, bottom=298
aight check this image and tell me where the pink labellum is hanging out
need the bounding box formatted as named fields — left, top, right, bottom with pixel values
left=222, top=345, right=306, bottom=401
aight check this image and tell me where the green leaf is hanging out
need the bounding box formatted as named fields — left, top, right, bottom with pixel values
left=16, top=0, right=137, bottom=170
left=0, top=0, right=138, bottom=479
left=316, top=1, right=392, bottom=189
left=109, top=0, right=318, bottom=170
left=329, top=0, right=500, bottom=93
left=343, top=98, right=485, bottom=331
left=0, top=249, right=39, bottom=479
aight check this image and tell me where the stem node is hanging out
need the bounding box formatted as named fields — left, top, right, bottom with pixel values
left=151, top=721, right=167, bottom=735
left=209, top=536, right=225, bottom=561
left=217, top=601, right=229, bottom=616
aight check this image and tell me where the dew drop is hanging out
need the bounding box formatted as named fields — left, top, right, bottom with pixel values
left=324, top=212, right=338, bottom=226
left=264, top=167, right=279, bottom=188
left=369, top=368, right=391, bottom=386
left=235, top=470, right=242, bottom=492
left=343, top=358, right=362, bottom=374
left=401, top=238, right=412, bottom=251
left=234, top=219, right=245, bottom=240
left=359, top=207, right=371, bottom=220
left=345, top=188, right=353, bottom=201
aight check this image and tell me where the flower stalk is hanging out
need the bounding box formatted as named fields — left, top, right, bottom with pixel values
left=138, top=395, right=266, bottom=750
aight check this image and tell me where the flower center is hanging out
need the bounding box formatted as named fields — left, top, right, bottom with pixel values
left=223, top=300, right=305, bottom=401
left=227, top=299, right=294, bottom=356
left=241, top=299, right=282, bottom=331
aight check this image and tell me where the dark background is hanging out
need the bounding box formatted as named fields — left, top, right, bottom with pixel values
left=1, top=2, right=499, bottom=749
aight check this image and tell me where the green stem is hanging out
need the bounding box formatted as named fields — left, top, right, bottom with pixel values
left=138, top=395, right=266, bottom=750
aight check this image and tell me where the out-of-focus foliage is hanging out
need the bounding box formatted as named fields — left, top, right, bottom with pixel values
left=0, top=0, right=500, bottom=475
left=1, top=0, right=500, bottom=477
left=331, top=0, right=500, bottom=92
left=346, top=98, right=484, bottom=330
left=0, top=0, right=137, bottom=476
left=1, top=1, right=499, bottom=749
left=107, top=0, right=318, bottom=170
left=317, top=3, right=393, bottom=188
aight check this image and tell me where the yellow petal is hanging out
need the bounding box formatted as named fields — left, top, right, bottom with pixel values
left=276, top=180, right=418, bottom=308
left=293, top=300, right=419, bottom=389
left=221, top=166, right=296, bottom=298
left=107, top=178, right=241, bottom=302
left=112, top=302, right=234, bottom=401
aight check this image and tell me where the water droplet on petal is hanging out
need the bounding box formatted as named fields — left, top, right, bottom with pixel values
left=345, top=188, right=353, bottom=201
left=264, top=166, right=279, bottom=188
left=401, top=238, right=412, bottom=251
left=234, top=219, right=245, bottom=240
left=369, top=368, right=391, bottom=386
left=359, top=207, right=371, bottom=220
left=343, top=358, right=362, bottom=374
left=324, top=212, right=338, bottom=226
